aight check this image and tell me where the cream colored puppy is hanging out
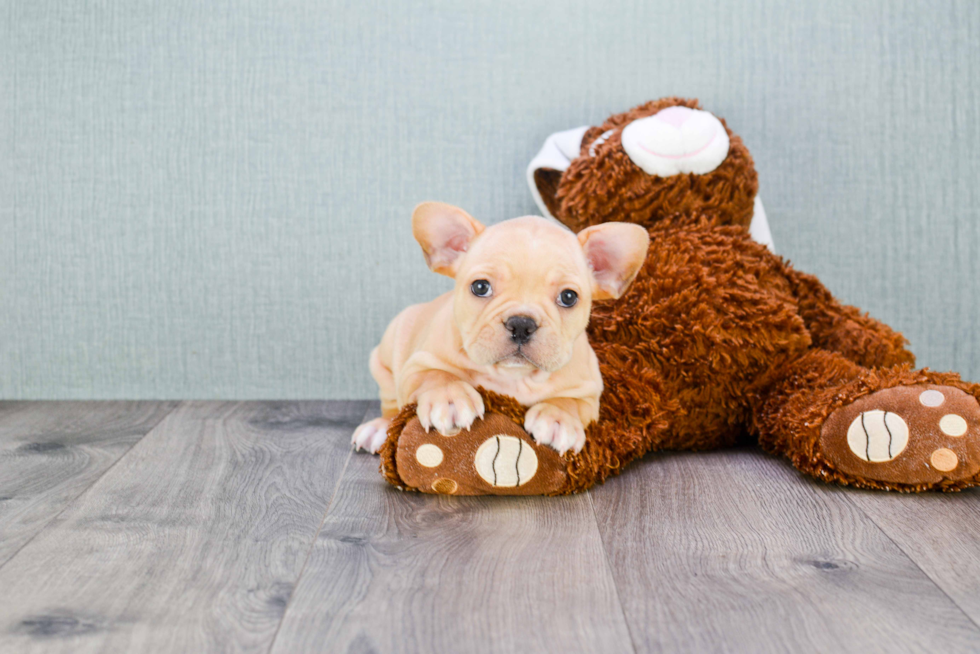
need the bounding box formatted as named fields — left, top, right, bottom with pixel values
left=352, top=202, right=649, bottom=455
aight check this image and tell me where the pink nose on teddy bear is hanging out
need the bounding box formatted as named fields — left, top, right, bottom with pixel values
left=653, top=105, right=695, bottom=130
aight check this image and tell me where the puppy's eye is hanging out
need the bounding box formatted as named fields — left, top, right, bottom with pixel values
left=557, top=289, right=578, bottom=307
left=470, top=280, right=492, bottom=298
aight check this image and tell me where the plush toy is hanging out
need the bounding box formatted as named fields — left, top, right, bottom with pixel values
left=379, top=97, right=980, bottom=495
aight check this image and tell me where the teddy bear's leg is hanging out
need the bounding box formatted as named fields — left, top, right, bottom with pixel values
left=782, top=267, right=915, bottom=369
left=752, top=349, right=980, bottom=491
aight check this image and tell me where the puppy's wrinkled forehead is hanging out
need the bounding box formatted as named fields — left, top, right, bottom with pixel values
left=461, top=216, right=588, bottom=281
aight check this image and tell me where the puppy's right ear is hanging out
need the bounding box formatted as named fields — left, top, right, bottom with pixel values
left=412, top=202, right=485, bottom=278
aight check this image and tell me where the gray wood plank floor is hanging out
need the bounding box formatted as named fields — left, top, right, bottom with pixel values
left=590, top=450, right=980, bottom=653
left=0, top=401, right=178, bottom=566
left=1, top=401, right=979, bottom=654
left=270, top=407, right=634, bottom=654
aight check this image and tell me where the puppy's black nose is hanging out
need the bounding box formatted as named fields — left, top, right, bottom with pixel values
left=505, top=315, right=538, bottom=345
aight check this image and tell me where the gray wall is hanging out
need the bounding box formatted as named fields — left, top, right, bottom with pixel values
left=2, top=0, right=979, bottom=399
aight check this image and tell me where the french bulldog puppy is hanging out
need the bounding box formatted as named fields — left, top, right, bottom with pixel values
left=352, top=202, right=649, bottom=455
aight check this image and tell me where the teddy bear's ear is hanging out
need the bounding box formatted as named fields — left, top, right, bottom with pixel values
left=578, top=223, right=650, bottom=300
left=531, top=169, right=563, bottom=218
left=412, top=202, right=485, bottom=278
left=526, top=126, right=590, bottom=220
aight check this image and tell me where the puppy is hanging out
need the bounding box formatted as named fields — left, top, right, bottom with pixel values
left=352, top=202, right=649, bottom=455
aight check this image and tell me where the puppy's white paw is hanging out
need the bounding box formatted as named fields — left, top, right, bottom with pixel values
left=416, top=381, right=485, bottom=436
left=352, top=417, right=392, bottom=454
left=524, top=402, right=586, bottom=455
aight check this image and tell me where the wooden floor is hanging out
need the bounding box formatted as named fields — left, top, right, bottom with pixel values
left=2, top=402, right=980, bottom=653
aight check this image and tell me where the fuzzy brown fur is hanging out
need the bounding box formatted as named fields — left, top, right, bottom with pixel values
left=383, top=98, right=980, bottom=494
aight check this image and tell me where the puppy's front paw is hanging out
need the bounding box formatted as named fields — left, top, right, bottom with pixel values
left=524, top=402, right=586, bottom=455
left=352, top=417, right=392, bottom=454
left=416, top=381, right=485, bottom=436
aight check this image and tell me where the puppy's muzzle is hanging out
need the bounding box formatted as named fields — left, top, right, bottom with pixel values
left=505, top=315, right=538, bottom=345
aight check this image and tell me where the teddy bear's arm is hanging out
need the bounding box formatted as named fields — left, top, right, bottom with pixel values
left=782, top=266, right=915, bottom=369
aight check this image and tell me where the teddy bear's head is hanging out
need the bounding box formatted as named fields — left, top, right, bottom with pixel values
left=528, top=97, right=761, bottom=237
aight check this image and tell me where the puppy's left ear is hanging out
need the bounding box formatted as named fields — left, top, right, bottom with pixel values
left=412, top=202, right=486, bottom=278
left=578, top=223, right=650, bottom=300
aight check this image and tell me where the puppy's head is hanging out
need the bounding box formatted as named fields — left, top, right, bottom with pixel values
left=413, top=202, right=649, bottom=372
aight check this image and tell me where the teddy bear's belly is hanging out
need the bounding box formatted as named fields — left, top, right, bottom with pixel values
left=589, top=228, right=811, bottom=449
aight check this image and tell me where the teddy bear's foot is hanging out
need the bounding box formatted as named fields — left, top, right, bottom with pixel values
left=393, top=412, right=570, bottom=495
left=820, top=384, right=980, bottom=488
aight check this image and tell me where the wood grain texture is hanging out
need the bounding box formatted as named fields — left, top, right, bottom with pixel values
left=0, top=401, right=178, bottom=566
left=270, top=405, right=634, bottom=654
left=591, top=448, right=980, bottom=653
left=844, top=490, right=980, bottom=626
left=6, top=401, right=980, bottom=654
left=0, top=400, right=370, bottom=653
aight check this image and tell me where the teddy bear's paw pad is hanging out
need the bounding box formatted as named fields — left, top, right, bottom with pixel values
left=474, top=436, right=538, bottom=487
left=820, top=384, right=980, bottom=486
left=394, top=413, right=568, bottom=496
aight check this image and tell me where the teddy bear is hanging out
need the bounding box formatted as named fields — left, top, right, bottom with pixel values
left=378, top=97, right=980, bottom=496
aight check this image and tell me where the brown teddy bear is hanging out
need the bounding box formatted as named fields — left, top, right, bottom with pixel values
left=379, top=97, right=980, bottom=495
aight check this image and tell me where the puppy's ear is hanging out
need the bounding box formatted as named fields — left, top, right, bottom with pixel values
left=578, top=223, right=650, bottom=300
left=412, top=202, right=485, bottom=278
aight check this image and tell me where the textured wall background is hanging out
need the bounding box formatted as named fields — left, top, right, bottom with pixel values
left=2, top=0, right=978, bottom=399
